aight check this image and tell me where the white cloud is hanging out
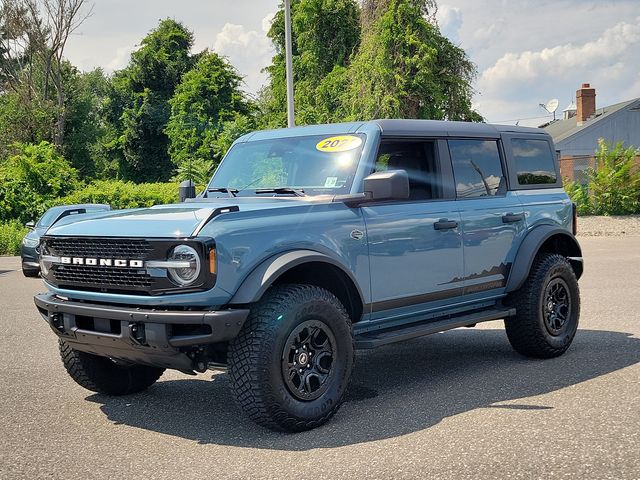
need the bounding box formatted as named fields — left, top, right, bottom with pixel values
left=480, top=17, right=640, bottom=88
left=436, top=4, right=463, bottom=43
left=106, top=45, right=135, bottom=72
left=262, top=12, right=275, bottom=33
left=472, top=19, right=504, bottom=44
left=212, top=13, right=275, bottom=94
left=475, top=14, right=640, bottom=125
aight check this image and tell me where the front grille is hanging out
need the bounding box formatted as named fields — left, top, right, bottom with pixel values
left=53, top=265, right=152, bottom=289
left=41, top=236, right=214, bottom=296
left=47, top=238, right=153, bottom=259
left=44, top=238, right=155, bottom=294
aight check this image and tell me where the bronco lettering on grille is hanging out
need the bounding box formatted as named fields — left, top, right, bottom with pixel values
left=58, top=257, right=144, bottom=268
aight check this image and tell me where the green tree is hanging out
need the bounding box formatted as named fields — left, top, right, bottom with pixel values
left=62, top=67, right=109, bottom=177
left=0, top=87, right=56, bottom=159
left=260, top=0, right=480, bottom=126
left=261, top=0, right=361, bottom=127
left=103, top=19, right=196, bottom=182
left=166, top=51, right=250, bottom=169
left=343, top=0, right=481, bottom=121
left=0, top=142, right=80, bottom=223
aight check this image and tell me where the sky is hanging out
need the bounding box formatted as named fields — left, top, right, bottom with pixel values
left=64, top=0, right=640, bottom=127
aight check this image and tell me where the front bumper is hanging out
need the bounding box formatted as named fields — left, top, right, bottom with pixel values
left=34, top=292, right=249, bottom=371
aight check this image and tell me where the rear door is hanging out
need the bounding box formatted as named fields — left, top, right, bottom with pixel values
left=362, top=139, right=464, bottom=320
left=448, top=138, right=526, bottom=296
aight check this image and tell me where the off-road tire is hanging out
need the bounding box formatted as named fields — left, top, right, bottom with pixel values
left=59, top=340, right=164, bottom=395
left=228, top=284, right=354, bottom=432
left=505, top=253, right=580, bottom=358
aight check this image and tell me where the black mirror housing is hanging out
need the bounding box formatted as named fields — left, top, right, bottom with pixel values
left=363, top=170, right=410, bottom=201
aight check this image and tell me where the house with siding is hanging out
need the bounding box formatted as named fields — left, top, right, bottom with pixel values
left=542, top=84, right=640, bottom=183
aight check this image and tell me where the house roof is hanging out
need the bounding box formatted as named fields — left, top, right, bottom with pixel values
left=543, top=98, right=640, bottom=144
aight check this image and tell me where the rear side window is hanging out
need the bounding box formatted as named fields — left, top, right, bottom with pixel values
left=449, top=139, right=505, bottom=198
left=511, top=139, right=557, bottom=185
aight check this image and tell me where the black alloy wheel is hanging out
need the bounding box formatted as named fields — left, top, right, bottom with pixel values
left=282, top=320, right=336, bottom=401
left=543, top=278, right=571, bottom=335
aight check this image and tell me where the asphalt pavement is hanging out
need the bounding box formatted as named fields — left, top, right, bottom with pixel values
left=1, top=236, right=639, bottom=479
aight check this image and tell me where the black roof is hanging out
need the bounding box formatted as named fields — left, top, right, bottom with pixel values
left=372, top=119, right=547, bottom=138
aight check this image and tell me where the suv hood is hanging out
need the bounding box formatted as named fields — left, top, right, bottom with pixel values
left=45, top=198, right=312, bottom=238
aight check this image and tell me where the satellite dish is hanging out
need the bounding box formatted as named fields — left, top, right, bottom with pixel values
left=545, top=99, right=559, bottom=114
left=539, top=98, right=560, bottom=120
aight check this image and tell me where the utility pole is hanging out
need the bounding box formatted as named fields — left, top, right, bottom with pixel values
left=284, top=0, right=295, bottom=127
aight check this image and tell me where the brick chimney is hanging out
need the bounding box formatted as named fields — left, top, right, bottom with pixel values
left=576, top=83, right=596, bottom=125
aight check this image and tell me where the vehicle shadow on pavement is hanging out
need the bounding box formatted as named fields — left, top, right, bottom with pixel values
left=86, top=328, right=640, bottom=450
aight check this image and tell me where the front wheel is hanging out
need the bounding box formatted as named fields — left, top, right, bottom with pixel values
left=228, top=284, right=354, bottom=432
left=505, top=253, right=580, bottom=358
left=59, top=340, right=165, bottom=395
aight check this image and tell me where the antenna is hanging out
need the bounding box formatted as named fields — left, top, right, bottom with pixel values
left=539, top=98, right=559, bottom=120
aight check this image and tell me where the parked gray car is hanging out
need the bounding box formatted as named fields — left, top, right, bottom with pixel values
left=21, top=204, right=110, bottom=277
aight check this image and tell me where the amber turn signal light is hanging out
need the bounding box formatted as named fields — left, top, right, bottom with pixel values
left=209, top=248, right=217, bottom=275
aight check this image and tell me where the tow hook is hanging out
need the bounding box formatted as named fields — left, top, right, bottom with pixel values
left=188, top=348, right=208, bottom=372
left=128, top=322, right=147, bottom=346
left=49, top=312, right=64, bottom=333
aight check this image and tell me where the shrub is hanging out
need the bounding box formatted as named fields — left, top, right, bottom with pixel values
left=563, top=179, right=592, bottom=215
left=0, top=220, right=29, bottom=256
left=0, top=142, right=81, bottom=224
left=588, top=140, right=640, bottom=215
left=59, top=180, right=179, bottom=209
left=564, top=139, right=640, bottom=216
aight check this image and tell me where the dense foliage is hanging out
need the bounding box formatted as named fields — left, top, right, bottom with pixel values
left=565, top=140, right=640, bottom=216
left=0, top=142, right=80, bottom=223
left=102, top=19, right=197, bottom=182
left=0, top=220, right=28, bottom=255
left=166, top=52, right=251, bottom=170
left=260, top=0, right=481, bottom=125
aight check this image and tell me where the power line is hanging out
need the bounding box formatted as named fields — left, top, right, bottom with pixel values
left=488, top=114, right=553, bottom=124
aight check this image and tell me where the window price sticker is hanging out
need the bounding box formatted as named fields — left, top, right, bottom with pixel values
left=316, top=135, right=363, bottom=153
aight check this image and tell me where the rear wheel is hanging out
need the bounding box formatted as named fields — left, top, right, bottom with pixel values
left=505, top=253, right=580, bottom=358
left=59, top=340, right=164, bottom=395
left=228, top=284, right=354, bottom=432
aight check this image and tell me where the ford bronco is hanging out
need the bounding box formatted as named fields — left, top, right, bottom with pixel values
left=34, top=120, right=582, bottom=432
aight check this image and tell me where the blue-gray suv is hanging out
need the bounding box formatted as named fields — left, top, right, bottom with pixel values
left=34, top=120, right=583, bottom=431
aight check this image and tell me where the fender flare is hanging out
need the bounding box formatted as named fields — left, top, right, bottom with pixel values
left=229, top=249, right=365, bottom=306
left=505, top=225, right=583, bottom=293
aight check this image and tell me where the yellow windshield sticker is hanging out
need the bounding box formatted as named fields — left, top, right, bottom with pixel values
left=316, top=135, right=363, bottom=153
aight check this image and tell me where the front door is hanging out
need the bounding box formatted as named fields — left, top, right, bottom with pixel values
left=362, top=139, right=464, bottom=320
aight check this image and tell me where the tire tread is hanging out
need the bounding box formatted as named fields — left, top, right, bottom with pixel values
left=59, top=340, right=164, bottom=395
left=228, top=284, right=354, bottom=432
left=505, top=253, right=580, bottom=358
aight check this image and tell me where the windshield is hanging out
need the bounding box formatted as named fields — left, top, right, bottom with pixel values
left=208, top=134, right=366, bottom=196
left=37, top=209, right=62, bottom=228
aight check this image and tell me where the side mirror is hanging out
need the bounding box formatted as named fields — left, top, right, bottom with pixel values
left=179, top=179, right=196, bottom=202
left=363, top=170, right=410, bottom=201
left=25, top=221, right=35, bottom=229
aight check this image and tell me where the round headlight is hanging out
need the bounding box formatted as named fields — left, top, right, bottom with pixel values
left=167, top=245, right=201, bottom=286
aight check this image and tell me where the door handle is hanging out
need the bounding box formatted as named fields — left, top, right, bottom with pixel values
left=434, top=218, right=458, bottom=230
left=502, top=212, right=525, bottom=223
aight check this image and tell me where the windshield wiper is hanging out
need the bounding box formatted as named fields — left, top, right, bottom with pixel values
left=207, top=187, right=238, bottom=198
left=255, top=187, right=306, bottom=197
